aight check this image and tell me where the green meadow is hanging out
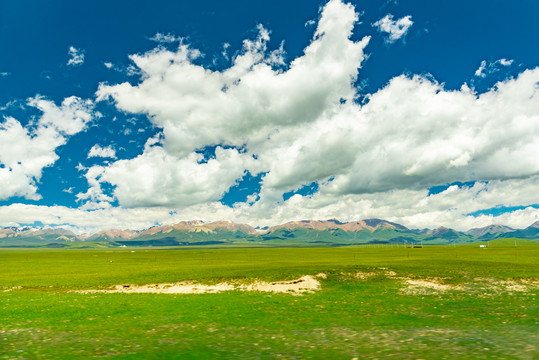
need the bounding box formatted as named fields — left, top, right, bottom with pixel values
left=1, top=240, right=537, bottom=359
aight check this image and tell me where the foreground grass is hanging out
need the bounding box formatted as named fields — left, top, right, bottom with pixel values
left=1, top=242, right=537, bottom=359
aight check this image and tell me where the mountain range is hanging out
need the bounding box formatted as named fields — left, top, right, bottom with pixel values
left=1, top=219, right=538, bottom=248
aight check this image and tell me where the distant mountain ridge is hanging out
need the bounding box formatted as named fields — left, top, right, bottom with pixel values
left=466, top=225, right=515, bottom=237
left=0, top=227, right=79, bottom=247
left=1, top=219, right=538, bottom=248
left=268, top=219, right=409, bottom=232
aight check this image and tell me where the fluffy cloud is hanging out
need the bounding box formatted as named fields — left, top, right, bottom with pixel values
left=27, top=96, right=94, bottom=135
left=3, top=0, right=536, bottom=232
left=67, top=46, right=85, bottom=66
left=149, top=33, right=183, bottom=43
left=88, top=144, right=116, bottom=159
left=498, top=58, right=514, bottom=66
left=372, top=14, right=413, bottom=43
left=82, top=145, right=255, bottom=208
left=3, top=176, right=539, bottom=234
left=90, top=0, right=369, bottom=208
left=86, top=0, right=539, bottom=229
left=0, top=96, right=94, bottom=200
left=97, top=0, right=369, bottom=157
left=165, top=176, right=539, bottom=231
left=319, top=70, right=539, bottom=195
left=0, top=204, right=185, bottom=234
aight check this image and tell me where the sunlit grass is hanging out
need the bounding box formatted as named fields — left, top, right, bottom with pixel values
left=0, top=240, right=537, bottom=359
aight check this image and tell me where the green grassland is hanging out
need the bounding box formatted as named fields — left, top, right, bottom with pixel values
left=1, top=240, right=537, bottom=359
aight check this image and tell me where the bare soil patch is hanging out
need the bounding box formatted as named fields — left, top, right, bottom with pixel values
left=401, top=279, right=463, bottom=295
left=75, top=274, right=324, bottom=295
left=400, top=276, right=539, bottom=295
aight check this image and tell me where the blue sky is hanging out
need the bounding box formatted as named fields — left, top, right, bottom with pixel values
left=0, top=0, right=538, bottom=233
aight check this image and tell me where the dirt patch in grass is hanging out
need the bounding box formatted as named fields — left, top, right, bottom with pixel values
left=401, top=279, right=464, bottom=295
left=401, top=276, right=539, bottom=296
left=10, top=268, right=538, bottom=297
left=339, top=268, right=537, bottom=296
left=345, top=268, right=539, bottom=296
left=471, top=278, right=539, bottom=296
left=343, top=267, right=398, bottom=280
left=2, top=286, right=22, bottom=292
left=74, top=274, right=324, bottom=296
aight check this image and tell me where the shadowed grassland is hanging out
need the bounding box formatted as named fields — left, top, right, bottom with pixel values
left=1, top=241, right=537, bottom=359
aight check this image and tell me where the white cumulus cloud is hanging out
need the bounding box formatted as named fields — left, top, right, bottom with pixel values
left=0, top=97, right=94, bottom=200
left=372, top=14, right=413, bottom=43
left=88, top=145, right=117, bottom=159
left=3, top=176, right=539, bottom=233
left=80, top=145, right=256, bottom=208
left=86, top=0, right=539, bottom=229
left=2, top=0, right=538, bottom=233
left=67, top=46, right=85, bottom=66
left=475, top=60, right=487, bottom=77
left=97, top=0, right=369, bottom=157
left=498, top=58, right=514, bottom=66
left=149, top=33, right=183, bottom=43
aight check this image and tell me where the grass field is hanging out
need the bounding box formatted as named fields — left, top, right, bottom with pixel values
left=1, top=240, right=537, bottom=359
